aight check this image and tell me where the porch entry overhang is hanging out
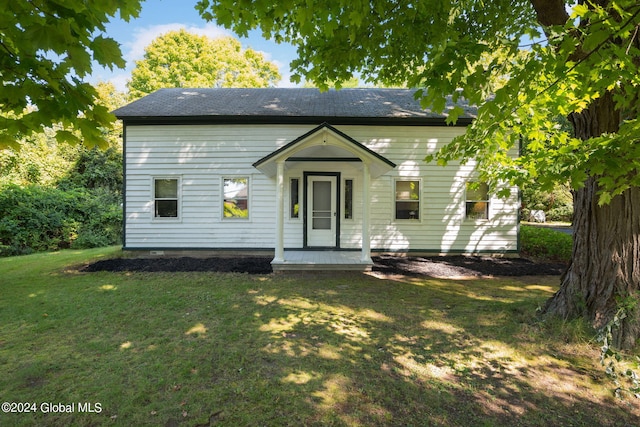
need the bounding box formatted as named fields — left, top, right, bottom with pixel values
left=253, top=123, right=396, bottom=269
left=253, top=123, right=396, bottom=179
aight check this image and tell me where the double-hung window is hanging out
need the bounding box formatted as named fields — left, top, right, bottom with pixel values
left=395, top=180, right=420, bottom=220
left=154, top=178, right=179, bottom=219
left=465, top=182, right=490, bottom=220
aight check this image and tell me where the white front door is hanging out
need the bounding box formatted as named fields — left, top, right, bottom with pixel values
left=307, top=176, right=337, bottom=247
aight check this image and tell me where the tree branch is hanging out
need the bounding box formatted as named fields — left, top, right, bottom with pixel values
left=529, top=0, right=570, bottom=27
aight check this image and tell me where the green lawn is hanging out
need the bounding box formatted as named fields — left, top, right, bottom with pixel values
left=0, top=248, right=638, bottom=426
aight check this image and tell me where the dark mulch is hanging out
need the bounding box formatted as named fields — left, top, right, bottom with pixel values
left=82, top=257, right=274, bottom=274
left=372, top=255, right=566, bottom=277
left=82, top=255, right=567, bottom=277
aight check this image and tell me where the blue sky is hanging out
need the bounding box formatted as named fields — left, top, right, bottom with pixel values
left=90, top=0, right=298, bottom=90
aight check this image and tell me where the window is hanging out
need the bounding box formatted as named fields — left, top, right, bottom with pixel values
left=466, top=182, right=489, bottom=220
left=223, top=177, right=249, bottom=219
left=290, top=178, right=300, bottom=219
left=395, top=180, right=420, bottom=220
left=154, top=178, right=179, bottom=218
left=344, top=179, right=353, bottom=219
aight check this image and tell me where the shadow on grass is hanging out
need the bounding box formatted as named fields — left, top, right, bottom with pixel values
left=1, top=263, right=637, bottom=426
left=230, top=272, right=637, bottom=426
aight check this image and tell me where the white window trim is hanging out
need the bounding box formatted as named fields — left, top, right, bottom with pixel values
left=393, top=178, right=422, bottom=222
left=222, top=176, right=251, bottom=221
left=151, top=176, right=182, bottom=222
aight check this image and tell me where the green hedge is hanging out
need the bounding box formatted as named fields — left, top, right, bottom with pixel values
left=520, top=225, right=572, bottom=263
left=0, top=185, right=121, bottom=256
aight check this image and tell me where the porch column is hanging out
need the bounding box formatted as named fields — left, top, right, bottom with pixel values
left=361, top=162, right=371, bottom=262
left=274, top=160, right=285, bottom=262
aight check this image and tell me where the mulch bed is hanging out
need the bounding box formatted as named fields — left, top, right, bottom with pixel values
left=82, top=255, right=567, bottom=277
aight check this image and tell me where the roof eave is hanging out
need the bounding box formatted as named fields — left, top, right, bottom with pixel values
left=115, top=115, right=474, bottom=127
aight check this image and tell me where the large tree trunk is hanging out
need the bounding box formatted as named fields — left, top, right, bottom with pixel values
left=542, top=93, right=640, bottom=349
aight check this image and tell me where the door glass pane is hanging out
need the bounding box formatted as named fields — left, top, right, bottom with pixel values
left=313, top=181, right=331, bottom=210
left=313, top=218, right=331, bottom=229
left=312, top=180, right=332, bottom=230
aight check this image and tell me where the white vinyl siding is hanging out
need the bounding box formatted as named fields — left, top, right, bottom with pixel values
left=124, top=124, right=518, bottom=253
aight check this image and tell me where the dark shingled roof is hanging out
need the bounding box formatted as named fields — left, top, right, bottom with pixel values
left=113, top=88, right=476, bottom=126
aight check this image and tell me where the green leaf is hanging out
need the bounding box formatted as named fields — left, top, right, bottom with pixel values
left=571, top=4, right=590, bottom=18
left=446, top=105, right=464, bottom=125
left=431, top=96, right=446, bottom=114
left=91, top=35, right=125, bottom=69
left=0, top=133, right=20, bottom=150
left=598, top=191, right=612, bottom=206
left=55, top=130, right=81, bottom=145
left=583, top=29, right=610, bottom=53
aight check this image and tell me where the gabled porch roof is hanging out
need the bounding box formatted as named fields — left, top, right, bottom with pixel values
left=252, top=123, right=396, bottom=178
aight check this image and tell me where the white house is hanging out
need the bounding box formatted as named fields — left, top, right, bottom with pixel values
left=113, top=88, right=519, bottom=270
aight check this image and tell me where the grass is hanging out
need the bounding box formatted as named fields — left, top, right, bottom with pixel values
left=1, top=247, right=638, bottom=426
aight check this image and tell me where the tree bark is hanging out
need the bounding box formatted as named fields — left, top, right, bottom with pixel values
left=542, top=93, right=640, bottom=349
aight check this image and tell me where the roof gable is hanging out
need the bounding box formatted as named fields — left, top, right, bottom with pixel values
left=113, top=88, right=476, bottom=126
left=253, top=123, right=396, bottom=178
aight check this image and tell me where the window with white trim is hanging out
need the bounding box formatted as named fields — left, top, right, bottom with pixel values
left=154, top=177, right=179, bottom=219
left=290, top=178, right=300, bottom=219
left=344, top=178, right=354, bottom=219
left=395, top=180, right=420, bottom=220
left=465, top=182, right=490, bottom=220
left=223, top=177, right=249, bottom=219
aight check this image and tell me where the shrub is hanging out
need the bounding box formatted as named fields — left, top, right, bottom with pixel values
left=0, top=185, right=121, bottom=256
left=71, top=189, right=122, bottom=249
left=547, top=205, right=573, bottom=222
left=520, top=225, right=572, bottom=263
left=57, top=146, right=122, bottom=195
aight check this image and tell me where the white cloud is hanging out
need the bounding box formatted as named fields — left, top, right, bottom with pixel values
left=108, top=73, right=131, bottom=93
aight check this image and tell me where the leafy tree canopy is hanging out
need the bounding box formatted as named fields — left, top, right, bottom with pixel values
left=302, top=76, right=361, bottom=89
left=0, top=0, right=142, bottom=149
left=196, top=0, right=640, bottom=204
left=127, top=29, right=281, bottom=99
left=0, top=81, right=127, bottom=188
